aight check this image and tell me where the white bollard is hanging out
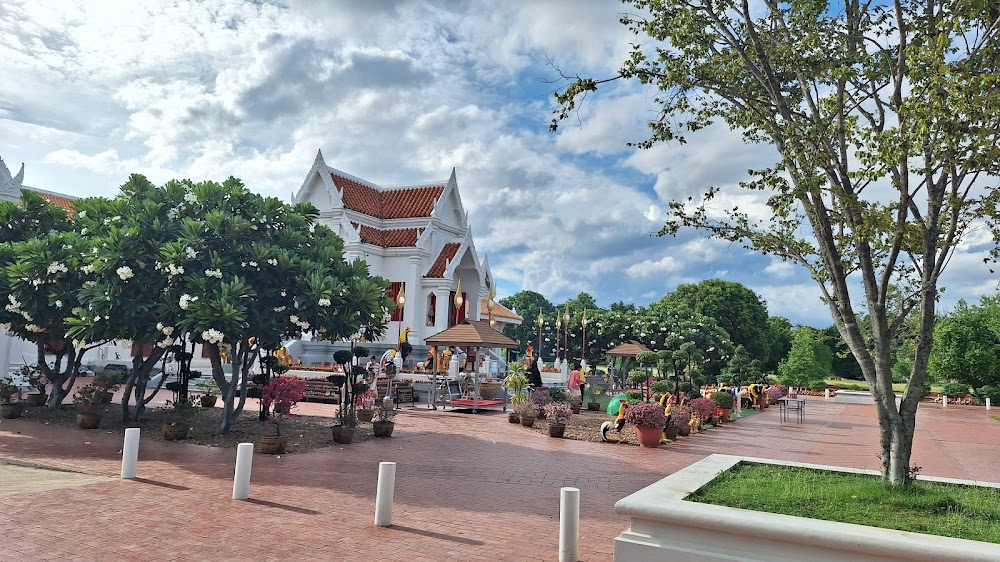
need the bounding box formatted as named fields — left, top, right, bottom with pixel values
left=987, top=398, right=992, bottom=411
left=559, top=487, right=580, bottom=562
left=232, top=442, right=254, bottom=500
left=824, top=389, right=830, bottom=400
left=374, top=461, right=397, bottom=527
left=121, top=428, right=140, bottom=479
left=943, top=395, right=948, bottom=408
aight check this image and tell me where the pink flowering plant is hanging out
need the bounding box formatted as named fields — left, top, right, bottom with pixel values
left=669, top=405, right=692, bottom=428
left=624, top=402, right=669, bottom=428
left=543, top=402, right=573, bottom=424
left=767, top=385, right=788, bottom=400
left=260, top=376, right=306, bottom=436
left=353, top=388, right=376, bottom=410
left=688, top=397, right=717, bottom=421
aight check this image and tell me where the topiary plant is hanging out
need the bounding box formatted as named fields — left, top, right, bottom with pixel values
left=548, top=387, right=568, bottom=404
left=649, top=380, right=672, bottom=395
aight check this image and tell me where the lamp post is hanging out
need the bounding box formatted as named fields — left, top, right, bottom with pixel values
left=454, top=279, right=464, bottom=327
left=555, top=316, right=561, bottom=361
left=563, top=305, right=570, bottom=363
left=536, top=308, right=543, bottom=361
left=581, top=308, right=588, bottom=366
left=395, top=286, right=406, bottom=351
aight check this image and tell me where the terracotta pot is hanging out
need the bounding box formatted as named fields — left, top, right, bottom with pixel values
left=0, top=403, right=25, bottom=419
left=508, top=412, right=520, bottom=424
left=356, top=409, right=374, bottom=423
left=372, top=421, right=395, bottom=438
left=519, top=415, right=536, bottom=428
left=678, top=425, right=691, bottom=437
left=260, top=435, right=288, bottom=454
left=570, top=404, right=581, bottom=414
left=664, top=426, right=680, bottom=441
left=587, top=402, right=601, bottom=411
left=199, top=395, right=218, bottom=408
left=547, top=422, right=566, bottom=438
left=331, top=426, right=355, bottom=444
left=77, top=412, right=102, bottom=429
left=163, top=424, right=189, bottom=440
left=26, top=393, right=47, bottom=407
left=635, top=425, right=662, bottom=448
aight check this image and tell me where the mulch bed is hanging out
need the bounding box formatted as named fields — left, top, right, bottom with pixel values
left=10, top=401, right=373, bottom=454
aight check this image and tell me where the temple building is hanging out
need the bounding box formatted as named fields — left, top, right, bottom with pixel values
left=293, top=150, right=521, bottom=347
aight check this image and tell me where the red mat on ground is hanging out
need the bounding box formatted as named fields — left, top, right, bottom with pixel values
left=446, top=399, right=505, bottom=406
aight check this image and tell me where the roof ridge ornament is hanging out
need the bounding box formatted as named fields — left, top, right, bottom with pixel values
left=0, top=155, right=25, bottom=192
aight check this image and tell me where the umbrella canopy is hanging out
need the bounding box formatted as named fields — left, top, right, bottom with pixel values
left=605, top=341, right=652, bottom=357
left=424, top=320, right=518, bottom=348
left=606, top=393, right=629, bottom=416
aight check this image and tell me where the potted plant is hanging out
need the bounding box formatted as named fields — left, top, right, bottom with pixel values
left=671, top=405, right=692, bottom=437
left=544, top=402, right=573, bottom=438
left=355, top=388, right=376, bottom=423
left=689, top=397, right=717, bottom=428
left=531, top=387, right=553, bottom=418
left=711, top=391, right=735, bottom=423
left=567, top=393, right=582, bottom=414
left=198, top=376, right=218, bottom=407
left=516, top=401, right=537, bottom=427
left=73, top=384, right=106, bottom=429
left=585, top=385, right=603, bottom=411
left=505, top=366, right=530, bottom=423
left=624, top=402, right=669, bottom=448
left=161, top=398, right=200, bottom=440
left=0, top=376, right=24, bottom=419
left=20, top=365, right=48, bottom=407
left=259, top=376, right=306, bottom=454
left=372, top=400, right=397, bottom=438
left=93, top=373, right=123, bottom=404
left=766, top=384, right=787, bottom=405
left=548, top=387, right=568, bottom=404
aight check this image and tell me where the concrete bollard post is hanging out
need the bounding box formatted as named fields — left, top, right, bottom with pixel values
left=232, top=442, right=254, bottom=500
left=374, top=461, right=397, bottom=527
left=559, top=487, right=580, bottom=562
left=824, top=389, right=830, bottom=400
left=987, top=398, right=992, bottom=411
left=121, top=428, right=140, bottom=479
left=943, top=395, right=948, bottom=408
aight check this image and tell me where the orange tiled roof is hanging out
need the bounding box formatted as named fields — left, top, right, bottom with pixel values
left=352, top=222, right=421, bottom=248
left=425, top=243, right=461, bottom=278
left=332, top=173, right=444, bottom=220
left=18, top=192, right=76, bottom=217
left=481, top=300, right=523, bottom=322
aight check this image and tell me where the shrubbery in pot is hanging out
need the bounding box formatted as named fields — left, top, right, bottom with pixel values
left=544, top=402, right=572, bottom=438
left=72, top=383, right=105, bottom=428
left=624, top=402, right=669, bottom=448
left=259, top=376, right=306, bottom=454
left=0, top=376, right=24, bottom=418
left=689, top=397, right=717, bottom=424
left=515, top=401, right=537, bottom=427
left=372, top=401, right=397, bottom=438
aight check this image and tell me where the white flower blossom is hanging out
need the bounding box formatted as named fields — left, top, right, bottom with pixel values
left=185, top=247, right=198, bottom=259
left=21, top=311, right=32, bottom=322
left=167, top=263, right=184, bottom=277
left=184, top=191, right=198, bottom=204
left=272, top=306, right=286, bottom=312
left=116, top=266, right=135, bottom=281
left=318, top=298, right=331, bottom=307
left=248, top=261, right=258, bottom=267
left=289, top=315, right=300, bottom=324
left=202, top=328, right=225, bottom=345
left=280, top=290, right=286, bottom=297
left=166, top=208, right=178, bottom=219
left=80, top=228, right=87, bottom=235
left=179, top=294, right=198, bottom=310
left=47, top=262, right=68, bottom=275
left=162, top=326, right=174, bottom=336
left=267, top=258, right=278, bottom=266
left=71, top=307, right=82, bottom=316
left=26, top=324, right=44, bottom=333
left=54, top=300, right=63, bottom=309
left=0, top=323, right=10, bottom=331
left=205, top=269, right=222, bottom=278
left=78, top=210, right=87, bottom=219
left=81, top=264, right=96, bottom=274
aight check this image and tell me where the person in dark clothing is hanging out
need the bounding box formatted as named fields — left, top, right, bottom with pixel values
left=527, top=359, right=544, bottom=388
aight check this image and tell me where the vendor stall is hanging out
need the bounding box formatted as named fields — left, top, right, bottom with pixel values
left=423, top=320, right=517, bottom=412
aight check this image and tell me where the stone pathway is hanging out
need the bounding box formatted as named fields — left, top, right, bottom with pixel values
left=1, top=397, right=997, bottom=561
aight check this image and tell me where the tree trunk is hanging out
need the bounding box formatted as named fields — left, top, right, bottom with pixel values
left=121, top=347, right=166, bottom=421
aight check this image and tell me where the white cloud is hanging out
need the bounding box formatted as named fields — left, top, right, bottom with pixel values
left=626, top=256, right=680, bottom=278
left=763, top=259, right=795, bottom=280
left=43, top=148, right=137, bottom=175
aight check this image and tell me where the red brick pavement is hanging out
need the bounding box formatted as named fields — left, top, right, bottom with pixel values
left=1, top=397, right=998, bottom=561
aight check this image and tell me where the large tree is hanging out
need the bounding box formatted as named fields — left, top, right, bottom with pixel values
left=660, top=279, right=770, bottom=361
left=553, top=0, right=1000, bottom=484
left=928, top=295, right=1000, bottom=390
left=499, top=290, right=555, bottom=356
left=778, top=327, right=832, bottom=388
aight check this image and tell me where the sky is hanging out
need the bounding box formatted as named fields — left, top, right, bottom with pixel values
left=1, top=0, right=996, bottom=328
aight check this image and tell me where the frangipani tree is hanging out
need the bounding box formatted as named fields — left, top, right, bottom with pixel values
left=153, top=177, right=390, bottom=433
left=0, top=192, right=105, bottom=408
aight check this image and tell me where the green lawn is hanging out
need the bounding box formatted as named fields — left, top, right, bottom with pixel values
left=687, top=463, right=1000, bottom=544
left=992, top=416, right=1000, bottom=423
left=824, top=377, right=945, bottom=394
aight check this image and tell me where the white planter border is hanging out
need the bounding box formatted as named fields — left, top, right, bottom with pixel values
left=614, top=454, right=1000, bottom=562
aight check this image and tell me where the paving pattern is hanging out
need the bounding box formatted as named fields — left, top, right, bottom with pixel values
left=1, top=398, right=997, bottom=561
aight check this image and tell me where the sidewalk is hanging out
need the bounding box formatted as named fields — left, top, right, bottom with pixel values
left=1, top=398, right=998, bottom=561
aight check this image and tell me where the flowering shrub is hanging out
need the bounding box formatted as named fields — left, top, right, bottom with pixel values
left=624, top=402, right=669, bottom=428
left=260, top=376, right=306, bottom=436
left=711, top=390, right=735, bottom=410
left=515, top=401, right=537, bottom=418
left=688, top=397, right=717, bottom=421
left=767, top=385, right=788, bottom=399
left=544, top=402, right=573, bottom=424
left=670, top=405, right=692, bottom=428
left=72, top=384, right=105, bottom=411
left=353, top=388, right=376, bottom=410
left=531, top=387, right=553, bottom=407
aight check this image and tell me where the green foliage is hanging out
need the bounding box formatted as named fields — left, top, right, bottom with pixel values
left=762, top=317, right=793, bottom=373
left=929, top=295, right=1000, bottom=390
left=941, top=383, right=971, bottom=398
left=710, top=390, right=734, bottom=410
left=689, top=463, right=1000, bottom=543
left=635, top=350, right=658, bottom=367
left=333, top=350, right=353, bottom=366
left=778, top=328, right=831, bottom=388
left=649, top=380, right=672, bottom=395
left=722, top=345, right=763, bottom=386
left=498, top=290, right=555, bottom=356
left=352, top=346, right=369, bottom=360
left=661, top=280, right=769, bottom=363
left=976, top=386, right=1000, bottom=403
left=628, top=370, right=649, bottom=386
left=625, top=390, right=643, bottom=404
left=548, top=387, right=568, bottom=404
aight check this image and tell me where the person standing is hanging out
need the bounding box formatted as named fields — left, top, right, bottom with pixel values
left=527, top=358, right=543, bottom=388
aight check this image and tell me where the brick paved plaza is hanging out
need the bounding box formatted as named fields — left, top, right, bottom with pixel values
left=2, top=398, right=998, bottom=561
